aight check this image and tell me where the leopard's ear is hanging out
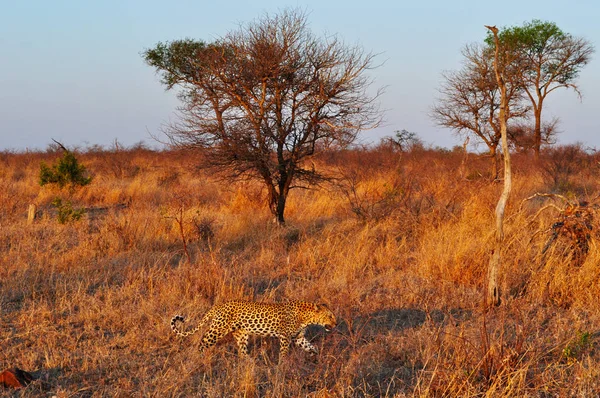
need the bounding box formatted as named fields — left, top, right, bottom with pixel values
left=317, top=303, right=329, bottom=310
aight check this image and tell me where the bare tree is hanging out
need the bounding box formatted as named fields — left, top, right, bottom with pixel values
left=385, top=129, right=423, bottom=152
left=431, top=44, right=526, bottom=179
left=143, top=9, right=382, bottom=224
left=488, top=20, right=594, bottom=159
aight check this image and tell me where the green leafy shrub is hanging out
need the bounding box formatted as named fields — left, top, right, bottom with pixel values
left=40, top=151, right=92, bottom=188
left=52, top=198, right=85, bottom=224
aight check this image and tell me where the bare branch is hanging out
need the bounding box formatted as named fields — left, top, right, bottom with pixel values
left=51, top=138, right=69, bottom=153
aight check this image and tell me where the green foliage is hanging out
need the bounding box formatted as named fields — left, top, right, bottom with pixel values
left=483, top=19, right=589, bottom=85
left=485, top=20, right=564, bottom=50
left=143, top=39, right=220, bottom=90
left=563, top=331, right=592, bottom=364
left=39, top=151, right=92, bottom=189
left=52, top=197, right=85, bottom=224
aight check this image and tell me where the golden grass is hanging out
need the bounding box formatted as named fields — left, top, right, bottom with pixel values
left=1, top=147, right=600, bottom=396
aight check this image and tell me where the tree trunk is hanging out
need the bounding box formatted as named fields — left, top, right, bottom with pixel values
left=276, top=192, right=287, bottom=225
left=533, top=105, right=543, bottom=160
left=490, top=145, right=499, bottom=181
left=27, top=203, right=37, bottom=225
left=266, top=183, right=280, bottom=223
left=266, top=181, right=288, bottom=225
left=486, top=25, right=513, bottom=308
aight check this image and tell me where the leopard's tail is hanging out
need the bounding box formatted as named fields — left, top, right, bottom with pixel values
left=170, top=311, right=211, bottom=337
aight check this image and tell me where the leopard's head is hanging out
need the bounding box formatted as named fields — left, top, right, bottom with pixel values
left=314, top=303, right=337, bottom=332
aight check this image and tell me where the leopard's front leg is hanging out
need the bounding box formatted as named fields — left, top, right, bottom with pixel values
left=294, top=330, right=318, bottom=355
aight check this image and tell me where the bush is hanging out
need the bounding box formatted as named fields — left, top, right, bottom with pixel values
left=39, top=151, right=92, bottom=188
left=541, top=144, right=589, bottom=193
left=52, top=197, right=85, bottom=224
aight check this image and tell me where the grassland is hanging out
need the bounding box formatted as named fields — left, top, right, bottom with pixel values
left=1, top=145, right=600, bottom=397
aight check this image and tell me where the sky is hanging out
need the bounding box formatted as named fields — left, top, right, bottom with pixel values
left=1, top=0, right=599, bottom=151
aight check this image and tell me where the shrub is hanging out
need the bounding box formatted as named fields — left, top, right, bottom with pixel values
left=541, top=144, right=589, bottom=193
left=39, top=151, right=92, bottom=189
left=52, top=197, right=85, bottom=224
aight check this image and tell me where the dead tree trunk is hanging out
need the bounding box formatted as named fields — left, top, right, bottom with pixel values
left=485, top=25, right=512, bottom=307
left=27, top=203, right=37, bottom=225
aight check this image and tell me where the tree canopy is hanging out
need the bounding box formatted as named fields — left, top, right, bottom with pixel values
left=486, top=20, right=594, bottom=158
left=434, top=20, right=593, bottom=166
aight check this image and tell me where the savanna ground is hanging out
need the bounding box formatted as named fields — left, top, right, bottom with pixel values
left=1, top=144, right=600, bottom=397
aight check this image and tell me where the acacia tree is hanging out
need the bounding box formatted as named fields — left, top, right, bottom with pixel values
left=143, top=10, right=381, bottom=224
left=488, top=20, right=594, bottom=159
left=431, top=44, right=526, bottom=179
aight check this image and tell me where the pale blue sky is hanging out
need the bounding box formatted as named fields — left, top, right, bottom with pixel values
left=1, top=0, right=598, bottom=151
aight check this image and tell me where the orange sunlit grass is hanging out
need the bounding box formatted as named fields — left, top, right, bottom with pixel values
left=1, top=146, right=600, bottom=396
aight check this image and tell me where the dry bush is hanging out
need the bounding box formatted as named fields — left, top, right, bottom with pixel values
left=539, top=144, right=599, bottom=195
left=1, top=146, right=600, bottom=397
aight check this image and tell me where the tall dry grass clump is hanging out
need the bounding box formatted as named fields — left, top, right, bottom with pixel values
left=1, top=145, right=600, bottom=396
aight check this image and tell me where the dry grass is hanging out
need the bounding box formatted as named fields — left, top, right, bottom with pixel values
left=1, top=147, right=600, bottom=397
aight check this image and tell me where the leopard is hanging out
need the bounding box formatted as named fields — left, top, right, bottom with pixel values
left=170, top=300, right=336, bottom=359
